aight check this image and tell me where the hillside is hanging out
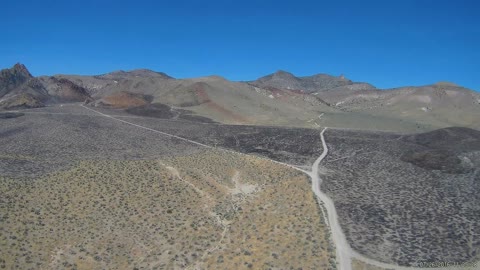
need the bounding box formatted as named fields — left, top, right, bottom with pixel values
left=324, top=83, right=480, bottom=129
left=56, top=70, right=335, bottom=126
left=0, top=63, right=49, bottom=109
left=250, top=70, right=375, bottom=93
left=1, top=63, right=479, bottom=132
left=0, top=64, right=91, bottom=109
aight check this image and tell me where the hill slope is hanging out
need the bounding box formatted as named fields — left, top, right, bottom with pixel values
left=1, top=63, right=479, bottom=131
left=0, top=64, right=92, bottom=109
left=250, top=70, right=375, bottom=94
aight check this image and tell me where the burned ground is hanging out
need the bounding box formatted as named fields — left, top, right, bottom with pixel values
left=402, top=126, right=480, bottom=152
left=322, top=128, right=480, bottom=266
left=400, top=148, right=473, bottom=174
left=0, top=107, right=202, bottom=178
left=104, top=111, right=324, bottom=165
left=126, top=103, right=176, bottom=118
left=400, top=127, right=480, bottom=174
left=125, top=103, right=217, bottom=123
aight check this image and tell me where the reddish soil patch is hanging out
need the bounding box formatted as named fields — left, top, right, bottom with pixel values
left=193, top=83, right=211, bottom=103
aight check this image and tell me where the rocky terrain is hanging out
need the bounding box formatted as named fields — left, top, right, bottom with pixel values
left=0, top=64, right=91, bottom=109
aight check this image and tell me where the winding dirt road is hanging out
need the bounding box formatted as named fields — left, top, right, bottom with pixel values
left=300, top=128, right=463, bottom=270
left=77, top=104, right=462, bottom=270
left=301, top=128, right=352, bottom=270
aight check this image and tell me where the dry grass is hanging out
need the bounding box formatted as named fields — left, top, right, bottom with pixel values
left=165, top=151, right=334, bottom=269
left=0, top=150, right=333, bottom=269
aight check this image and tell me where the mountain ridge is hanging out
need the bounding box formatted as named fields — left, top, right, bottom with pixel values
left=1, top=63, right=479, bottom=132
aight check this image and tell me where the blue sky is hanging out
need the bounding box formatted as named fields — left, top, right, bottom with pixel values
left=1, top=0, right=479, bottom=90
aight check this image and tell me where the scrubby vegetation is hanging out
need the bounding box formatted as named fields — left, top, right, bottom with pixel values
left=165, top=151, right=334, bottom=269
left=5, top=104, right=478, bottom=268
left=0, top=149, right=333, bottom=269
left=322, top=128, right=480, bottom=266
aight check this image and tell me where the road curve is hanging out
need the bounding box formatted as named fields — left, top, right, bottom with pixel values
left=78, top=104, right=461, bottom=270
left=304, top=128, right=352, bottom=270
left=81, top=105, right=347, bottom=270
left=303, top=128, right=463, bottom=270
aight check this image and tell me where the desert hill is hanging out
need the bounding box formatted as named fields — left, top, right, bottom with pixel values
left=1, top=63, right=479, bottom=132
left=57, top=69, right=334, bottom=126
left=250, top=70, right=375, bottom=93
left=0, top=63, right=91, bottom=109
left=0, top=63, right=49, bottom=109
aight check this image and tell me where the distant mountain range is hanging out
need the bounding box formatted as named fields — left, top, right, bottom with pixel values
left=250, top=70, right=376, bottom=93
left=1, top=63, right=479, bottom=132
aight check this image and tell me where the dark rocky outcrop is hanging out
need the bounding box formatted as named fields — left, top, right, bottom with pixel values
left=0, top=63, right=93, bottom=109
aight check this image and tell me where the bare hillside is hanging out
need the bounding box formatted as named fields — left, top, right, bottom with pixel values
left=2, top=63, right=479, bottom=132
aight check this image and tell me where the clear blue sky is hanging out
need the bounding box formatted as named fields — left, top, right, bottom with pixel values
left=1, top=0, right=479, bottom=90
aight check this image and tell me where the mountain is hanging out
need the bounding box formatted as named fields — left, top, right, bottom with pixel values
left=56, top=70, right=334, bottom=126
left=0, top=63, right=49, bottom=109
left=0, top=63, right=32, bottom=93
left=0, top=64, right=92, bottom=109
left=100, top=69, right=173, bottom=80
left=39, top=77, right=92, bottom=103
left=250, top=70, right=376, bottom=93
left=324, top=83, right=480, bottom=129
left=53, top=69, right=176, bottom=97
left=1, top=63, right=479, bottom=132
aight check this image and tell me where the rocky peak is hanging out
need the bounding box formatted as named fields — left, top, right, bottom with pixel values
left=101, top=69, right=173, bottom=80
left=129, top=69, right=173, bottom=79
left=12, top=63, right=33, bottom=78
left=0, top=63, right=34, bottom=92
left=272, top=70, right=297, bottom=79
